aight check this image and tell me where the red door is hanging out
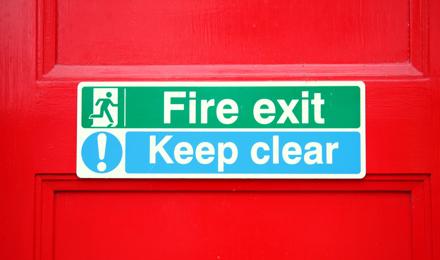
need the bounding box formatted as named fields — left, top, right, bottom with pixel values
left=1, top=0, right=440, bottom=259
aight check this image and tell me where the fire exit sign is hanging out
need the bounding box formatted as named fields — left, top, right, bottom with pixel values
left=77, top=81, right=365, bottom=179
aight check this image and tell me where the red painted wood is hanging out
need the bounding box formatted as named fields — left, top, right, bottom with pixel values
left=1, top=0, right=440, bottom=260
left=0, top=1, right=36, bottom=260
left=56, top=0, right=409, bottom=65
left=40, top=63, right=424, bottom=80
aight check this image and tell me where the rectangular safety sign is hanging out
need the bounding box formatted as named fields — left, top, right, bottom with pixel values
left=77, top=81, right=365, bottom=179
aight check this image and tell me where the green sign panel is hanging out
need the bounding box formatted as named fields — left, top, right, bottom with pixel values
left=81, top=86, right=360, bottom=128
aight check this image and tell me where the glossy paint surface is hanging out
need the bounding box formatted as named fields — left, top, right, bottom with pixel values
left=1, top=0, right=439, bottom=259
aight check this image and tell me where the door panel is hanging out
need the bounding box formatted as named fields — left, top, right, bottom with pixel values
left=35, top=175, right=427, bottom=260
left=55, top=191, right=411, bottom=260
left=1, top=1, right=440, bottom=260
left=56, top=0, right=409, bottom=65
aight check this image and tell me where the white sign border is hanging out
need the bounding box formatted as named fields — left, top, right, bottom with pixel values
left=77, top=81, right=366, bottom=179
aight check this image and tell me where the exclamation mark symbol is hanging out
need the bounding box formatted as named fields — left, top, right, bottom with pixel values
left=97, top=133, right=107, bottom=172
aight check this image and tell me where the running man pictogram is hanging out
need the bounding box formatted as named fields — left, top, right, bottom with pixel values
left=89, top=92, right=118, bottom=127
